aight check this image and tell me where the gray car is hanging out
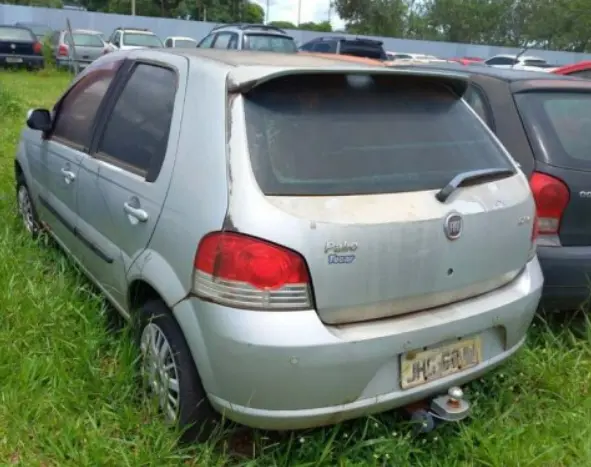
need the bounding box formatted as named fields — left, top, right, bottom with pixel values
left=50, top=29, right=107, bottom=70
left=197, top=23, right=297, bottom=53
left=15, top=48, right=543, bottom=438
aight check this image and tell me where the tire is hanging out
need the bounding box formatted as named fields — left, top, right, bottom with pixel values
left=136, top=300, right=219, bottom=442
left=16, top=174, right=41, bottom=238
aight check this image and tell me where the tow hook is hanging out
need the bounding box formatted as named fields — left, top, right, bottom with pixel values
left=406, top=386, right=471, bottom=434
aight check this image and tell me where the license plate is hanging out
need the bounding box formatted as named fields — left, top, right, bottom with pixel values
left=6, top=57, right=23, bottom=63
left=400, top=337, right=481, bottom=389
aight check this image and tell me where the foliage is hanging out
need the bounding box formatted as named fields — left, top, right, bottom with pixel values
left=332, top=0, right=591, bottom=51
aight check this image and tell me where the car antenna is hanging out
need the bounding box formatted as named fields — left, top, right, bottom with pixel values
left=512, top=45, right=529, bottom=69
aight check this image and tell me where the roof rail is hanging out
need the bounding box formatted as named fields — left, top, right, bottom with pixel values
left=210, top=23, right=287, bottom=34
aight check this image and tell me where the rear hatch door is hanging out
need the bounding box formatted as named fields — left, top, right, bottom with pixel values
left=0, top=26, right=36, bottom=56
left=236, top=71, right=536, bottom=324
left=513, top=84, right=591, bottom=246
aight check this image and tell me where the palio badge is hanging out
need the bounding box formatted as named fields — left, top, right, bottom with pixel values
left=325, top=241, right=358, bottom=265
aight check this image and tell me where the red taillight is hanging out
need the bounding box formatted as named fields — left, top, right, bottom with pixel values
left=33, top=42, right=42, bottom=54
left=193, top=232, right=312, bottom=310
left=529, top=172, right=570, bottom=236
left=58, top=44, right=69, bottom=56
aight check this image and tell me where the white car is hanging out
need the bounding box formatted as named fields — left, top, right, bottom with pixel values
left=484, top=54, right=556, bottom=72
left=106, top=27, right=163, bottom=51
left=164, top=36, right=198, bottom=48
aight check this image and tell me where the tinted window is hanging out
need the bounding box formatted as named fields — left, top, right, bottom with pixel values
left=0, top=27, right=35, bottom=42
left=312, top=42, right=335, bottom=53
left=339, top=42, right=386, bottom=60
left=515, top=92, right=591, bottom=170
left=52, top=60, right=121, bottom=148
left=523, top=59, right=547, bottom=66
left=67, top=33, right=104, bottom=47
left=122, top=32, right=162, bottom=48
left=244, top=73, right=513, bottom=196
left=486, top=57, right=516, bottom=65
left=243, top=34, right=297, bottom=53
left=96, top=64, right=177, bottom=180
left=299, top=42, right=314, bottom=51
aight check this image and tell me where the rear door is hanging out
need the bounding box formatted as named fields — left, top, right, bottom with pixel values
left=514, top=88, right=591, bottom=246
left=233, top=72, right=536, bottom=324
left=76, top=54, right=185, bottom=308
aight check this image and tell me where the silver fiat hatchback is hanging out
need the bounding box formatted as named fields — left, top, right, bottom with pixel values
left=15, top=49, right=543, bottom=436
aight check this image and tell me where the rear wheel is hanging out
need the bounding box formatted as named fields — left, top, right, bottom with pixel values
left=136, top=300, right=219, bottom=441
left=16, top=175, right=40, bottom=237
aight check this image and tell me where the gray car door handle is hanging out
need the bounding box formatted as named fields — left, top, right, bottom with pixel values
left=61, top=168, right=76, bottom=183
left=123, top=202, right=149, bottom=222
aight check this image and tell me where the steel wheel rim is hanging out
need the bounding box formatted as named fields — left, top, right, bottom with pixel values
left=17, top=185, right=35, bottom=234
left=140, top=322, right=180, bottom=423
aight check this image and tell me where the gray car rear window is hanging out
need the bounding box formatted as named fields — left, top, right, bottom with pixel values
left=515, top=92, right=591, bottom=170
left=68, top=33, right=104, bottom=47
left=243, top=34, right=297, bottom=53
left=0, top=27, right=35, bottom=42
left=243, top=73, right=513, bottom=196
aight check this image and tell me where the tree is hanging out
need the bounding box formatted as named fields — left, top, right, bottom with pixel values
left=333, top=0, right=408, bottom=37
left=269, top=21, right=297, bottom=29
left=298, top=21, right=332, bottom=32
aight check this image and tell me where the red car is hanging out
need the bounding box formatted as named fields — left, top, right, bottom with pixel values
left=449, top=57, right=485, bottom=65
left=552, top=60, right=591, bottom=78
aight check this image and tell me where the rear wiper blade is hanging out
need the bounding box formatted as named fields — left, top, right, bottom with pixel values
left=435, top=168, right=515, bottom=203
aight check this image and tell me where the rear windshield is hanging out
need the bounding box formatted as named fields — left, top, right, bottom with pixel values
left=67, top=33, right=104, bottom=47
left=19, top=24, right=51, bottom=38
left=523, top=59, right=547, bottom=66
left=0, top=27, right=35, bottom=42
left=123, top=32, right=162, bottom=48
left=243, top=73, right=514, bottom=196
left=340, top=42, right=386, bottom=60
left=243, top=34, right=297, bottom=53
left=515, top=92, right=591, bottom=170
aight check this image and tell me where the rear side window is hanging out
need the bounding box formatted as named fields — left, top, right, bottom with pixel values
left=243, top=73, right=513, bottom=196
left=515, top=92, right=591, bottom=170
left=0, top=27, right=35, bottom=42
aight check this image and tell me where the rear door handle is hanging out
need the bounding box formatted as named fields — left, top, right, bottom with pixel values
left=61, top=168, right=76, bottom=184
left=123, top=202, right=148, bottom=222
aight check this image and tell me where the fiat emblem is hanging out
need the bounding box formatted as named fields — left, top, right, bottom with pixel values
left=443, top=212, right=463, bottom=241
left=10, top=44, right=15, bottom=50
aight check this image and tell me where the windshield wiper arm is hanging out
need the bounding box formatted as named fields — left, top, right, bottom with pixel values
left=435, top=168, right=515, bottom=203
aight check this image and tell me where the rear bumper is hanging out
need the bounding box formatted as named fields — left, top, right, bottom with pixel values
left=537, top=246, right=591, bottom=310
left=0, top=54, right=44, bottom=69
left=55, top=58, right=92, bottom=69
left=173, top=257, right=543, bottom=430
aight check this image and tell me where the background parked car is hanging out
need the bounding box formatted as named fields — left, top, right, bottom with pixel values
left=16, top=49, right=542, bottom=437
left=398, top=61, right=591, bottom=311
left=299, top=35, right=387, bottom=60
left=0, top=25, right=44, bottom=70
left=50, top=29, right=108, bottom=70
left=197, top=23, right=297, bottom=53
left=164, top=36, right=197, bottom=48
left=484, top=54, right=557, bottom=72
left=106, top=27, right=163, bottom=51
left=13, top=21, right=52, bottom=41
left=552, top=60, right=591, bottom=78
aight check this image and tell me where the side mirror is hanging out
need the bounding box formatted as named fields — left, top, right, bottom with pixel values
left=26, top=108, right=52, bottom=132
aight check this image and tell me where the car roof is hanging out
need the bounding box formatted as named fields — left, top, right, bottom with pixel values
left=392, top=62, right=570, bottom=81
left=146, top=49, right=468, bottom=92
left=68, top=29, right=102, bottom=35
left=168, top=36, right=196, bottom=41
left=210, top=24, right=289, bottom=36
left=487, top=53, right=544, bottom=61
left=299, top=51, right=386, bottom=66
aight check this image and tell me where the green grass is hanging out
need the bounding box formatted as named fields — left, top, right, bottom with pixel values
left=1, top=69, right=591, bottom=466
